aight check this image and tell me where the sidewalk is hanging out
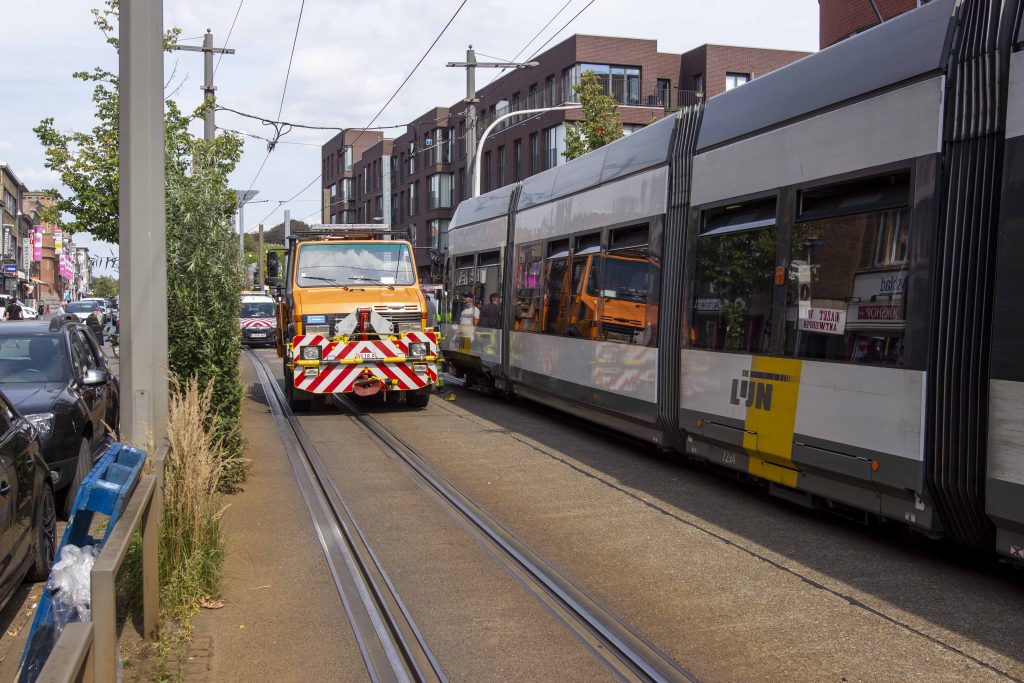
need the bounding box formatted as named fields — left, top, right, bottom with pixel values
left=185, top=354, right=365, bottom=682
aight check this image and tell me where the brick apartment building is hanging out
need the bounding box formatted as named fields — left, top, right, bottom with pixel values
left=819, top=0, right=923, bottom=49
left=22, top=192, right=66, bottom=305
left=322, top=34, right=809, bottom=280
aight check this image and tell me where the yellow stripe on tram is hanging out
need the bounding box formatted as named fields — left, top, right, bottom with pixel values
left=741, top=357, right=803, bottom=488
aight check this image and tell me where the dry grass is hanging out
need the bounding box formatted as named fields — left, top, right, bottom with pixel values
left=161, top=376, right=229, bottom=620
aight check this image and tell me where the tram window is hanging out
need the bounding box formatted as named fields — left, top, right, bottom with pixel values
left=799, top=172, right=909, bottom=222
left=452, top=254, right=476, bottom=322
left=567, top=233, right=602, bottom=340
left=597, top=224, right=658, bottom=347
left=477, top=250, right=502, bottom=328
left=542, top=239, right=571, bottom=335
left=785, top=208, right=910, bottom=367
left=692, top=222, right=775, bottom=354
left=514, top=242, right=543, bottom=332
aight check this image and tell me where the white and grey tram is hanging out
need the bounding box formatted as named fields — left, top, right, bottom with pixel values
left=441, top=0, right=1024, bottom=561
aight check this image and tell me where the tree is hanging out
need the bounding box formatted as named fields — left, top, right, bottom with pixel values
left=91, top=275, right=119, bottom=298
left=563, top=70, right=625, bottom=161
left=36, top=2, right=248, bottom=483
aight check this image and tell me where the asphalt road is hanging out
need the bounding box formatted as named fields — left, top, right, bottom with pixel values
left=242, top=348, right=1023, bottom=682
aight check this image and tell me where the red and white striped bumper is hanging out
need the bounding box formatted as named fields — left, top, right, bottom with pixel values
left=289, top=332, right=438, bottom=394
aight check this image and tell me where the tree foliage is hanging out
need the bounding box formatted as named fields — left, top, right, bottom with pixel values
left=563, top=70, right=625, bottom=161
left=38, top=2, right=248, bottom=485
left=91, top=275, right=119, bottom=298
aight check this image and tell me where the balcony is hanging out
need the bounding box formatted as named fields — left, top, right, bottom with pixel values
left=475, top=88, right=706, bottom=131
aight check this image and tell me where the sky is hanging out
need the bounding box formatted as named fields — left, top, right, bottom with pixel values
left=0, top=0, right=819, bottom=277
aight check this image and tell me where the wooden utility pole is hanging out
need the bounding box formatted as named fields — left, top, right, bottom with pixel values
left=257, top=224, right=265, bottom=291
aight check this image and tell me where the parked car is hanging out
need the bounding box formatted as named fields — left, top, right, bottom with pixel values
left=0, top=316, right=119, bottom=518
left=60, top=301, right=95, bottom=322
left=17, top=303, right=39, bottom=320
left=0, top=387, right=56, bottom=611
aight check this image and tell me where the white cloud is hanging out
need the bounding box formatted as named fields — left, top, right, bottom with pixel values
left=1, top=0, right=819, bottom=233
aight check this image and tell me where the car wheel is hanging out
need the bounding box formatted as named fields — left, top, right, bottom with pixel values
left=61, top=439, right=93, bottom=520
left=29, top=484, right=56, bottom=581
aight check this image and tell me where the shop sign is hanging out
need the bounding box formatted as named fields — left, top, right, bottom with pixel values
left=857, top=304, right=903, bottom=321
left=798, top=307, right=847, bottom=335
left=3, top=264, right=16, bottom=274
left=21, top=238, right=30, bottom=272
left=54, top=229, right=63, bottom=251
left=33, top=227, right=42, bottom=261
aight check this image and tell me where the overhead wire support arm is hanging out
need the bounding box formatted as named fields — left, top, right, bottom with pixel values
left=172, top=30, right=236, bottom=140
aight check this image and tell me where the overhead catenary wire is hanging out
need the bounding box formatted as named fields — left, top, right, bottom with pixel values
left=253, top=0, right=470, bottom=229
left=484, top=0, right=574, bottom=87
left=215, top=0, right=245, bottom=76
left=523, top=0, right=598, bottom=63
left=241, top=0, right=307, bottom=198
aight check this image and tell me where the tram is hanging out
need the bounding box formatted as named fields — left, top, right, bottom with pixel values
left=441, top=0, right=1024, bottom=561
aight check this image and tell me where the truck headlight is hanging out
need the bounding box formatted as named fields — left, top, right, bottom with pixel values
left=301, top=346, right=322, bottom=360
left=26, top=412, right=54, bottom=439
left=408, top=342, right=428, bottom=358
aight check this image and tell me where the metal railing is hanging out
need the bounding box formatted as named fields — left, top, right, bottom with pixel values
left=36, top=450, right=164, bottom=683
left=476, top=88, right=705, bottom=131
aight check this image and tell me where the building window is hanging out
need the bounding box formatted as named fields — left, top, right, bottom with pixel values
left=341, top=178, right=352, bottom=202
left=655, top=79, right=671, bottom=107
left=428, top=173, right=454, bottom=210
left=391, top=194, right=398, bottom=225
left=513, top=139, right=522, bottom=181
left=511, top=92, right=520, bottom=112
left=543, top=126, right=564, bottom=170
left=408, top=141, right=416, bottom=174
left=459, top=168, right=467, bottom=201
left=693, top=73, right=704, bottom=93
left=375, top=196, right=383, bottom=219
left=482, top=151, right=492, bottom=192
left=428, top=219, right=449, bottom=250
left=545, top=75, right=556, bottom=107
left=497, top=146, right=506, bottom=188
left=341, top=210, right=355, bottom=224
left=725, top=72, right=750, bottom=91
left=434, top=127, right=453, bottom=164
left=528, top=83, right=538, bottom=108
left=568, top=64, right=641, bottom=105
left=409, top=183, right=417, bottom=216
left=343, top=146, right=353, bottom=172
left=530, top=133, right=540, bottom=174
left=458, top=121, right=466, bottom=159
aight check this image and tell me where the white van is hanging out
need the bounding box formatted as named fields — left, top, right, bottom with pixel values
left=240, top=294, right=276, bottom=347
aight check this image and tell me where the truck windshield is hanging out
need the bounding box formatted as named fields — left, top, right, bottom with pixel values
left=296, top=243, right=416, bottom=288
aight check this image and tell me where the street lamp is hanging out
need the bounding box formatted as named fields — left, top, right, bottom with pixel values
left=472, top=104, right=582, bottom=197
left=236, top=189, right=259, bottom=264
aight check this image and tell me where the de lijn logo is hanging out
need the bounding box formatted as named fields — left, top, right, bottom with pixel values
left=730, top=369, right=795, bottom=411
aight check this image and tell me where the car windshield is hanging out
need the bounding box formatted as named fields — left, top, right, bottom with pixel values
left=296, top=243, right=416, bottom=288
left=241, top=303, right=275, bottom=317
left=65, top=302, right=94, bottom=313
left=0, top=336, right=69, bottom=383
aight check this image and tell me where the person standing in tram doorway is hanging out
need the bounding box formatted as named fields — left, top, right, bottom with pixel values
left=457, top=293, right=479, bottom=351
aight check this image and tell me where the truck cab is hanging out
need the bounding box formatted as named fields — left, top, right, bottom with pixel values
left=270, top=226, right=438, bottom=410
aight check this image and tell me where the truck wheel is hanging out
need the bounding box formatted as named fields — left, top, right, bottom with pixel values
left=283, top=359, right=311, bottom=412
left=407, top=388, right=430, bottom=408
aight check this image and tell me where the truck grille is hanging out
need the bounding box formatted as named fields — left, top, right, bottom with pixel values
left=303, top=307, right=422, bottom=335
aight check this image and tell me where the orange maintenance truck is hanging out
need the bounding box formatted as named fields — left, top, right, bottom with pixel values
left=269, top=225, right=438, bottom=410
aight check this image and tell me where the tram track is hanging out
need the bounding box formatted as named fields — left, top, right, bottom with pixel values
left=331, top=392, right=699, bottom=683
left=246, top=349, right=444, bottom=683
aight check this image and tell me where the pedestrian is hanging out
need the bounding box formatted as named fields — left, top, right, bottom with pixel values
left=4, top=298, right=22, bottom=321
left=37, top=303, right=44, bottom=316
left=478, top=293, right=502, bottom=329
left=85, top=306, right=104, bottom=344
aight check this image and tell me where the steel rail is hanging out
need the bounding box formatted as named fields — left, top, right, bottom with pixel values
left=333, top=394, right=700, bottom=683
left=246, top=349, right=444, bottom=683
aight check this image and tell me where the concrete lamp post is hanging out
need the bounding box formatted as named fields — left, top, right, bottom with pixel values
left=472, top=104, right=582, bottom=198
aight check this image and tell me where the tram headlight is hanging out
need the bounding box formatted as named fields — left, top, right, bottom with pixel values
left=408, top=342, right=428, bottom=358
left=301, top=345, right=322, bottom=361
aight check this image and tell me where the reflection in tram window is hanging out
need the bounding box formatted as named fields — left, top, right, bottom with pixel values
left=542, top=239, right=570, bottom=335
left=786, top=208, right=910, bottom=367
left=477, top=250, right=502, bottom=328
left=514, top=242, right=543, bottom=331
left=597, top=224, right=658, bottom=346
left=568, top=233, right=601, bottom=340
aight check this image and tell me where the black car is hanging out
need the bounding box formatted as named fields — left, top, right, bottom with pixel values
left=0, top=316, right=119, bottom=518
left=0, top=388, right=56, bottom=611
